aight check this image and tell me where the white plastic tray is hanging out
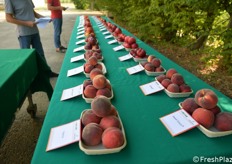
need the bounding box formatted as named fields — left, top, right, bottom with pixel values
left=144, top=68, right=166, bottom=76
left=164, top=89, right=193, bottom=98
left=79, top=109, right=127, bottom=155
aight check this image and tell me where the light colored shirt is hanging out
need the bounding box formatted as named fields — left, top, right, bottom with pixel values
left=4, top=0, right=39, bottom=36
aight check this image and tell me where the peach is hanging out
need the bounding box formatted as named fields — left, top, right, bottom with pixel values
left=151, top=58, right=161, bottom=67
left=94, top=63, right=103, bottom=70
left=91, top=96, right=112, bottom=117
left=166, top=68, right=177, bottom=79
left=96, top=88, right=112, bottom=98
left=85, top=51, right=93, bottom=59
left=83, top=80, right=92, bottom=89
left=84, top=63, right=94, bottom=73
left=88, top=56, right=98, bottom=66
left=214, top=112, right=232, bottom=131
left=81, top=110, right=101, bottom=126
left=192, top=108, right=215, bottom=128
left=194, top=89, right=218, bottom=109
left=89, top=68, right=103, bottom=81
left=105, top=81, right=112, bottom=90
left=92, top=75, right=107, bottom=89
left=161, top=79, right=172, bottom=88
left=167, top=83, right=179, bottom=93
left=109, top=105, right=118, bottom=116
left=140, top=61, right=148, bottom=67
left=156, top=74, right=167, bottom=83
left=179, top=84, right=192, bottom=92
left=171, top=73, right=184, bottom=86
left=102, top=127, right=124, bottom=149
left=92, top=52, right=102, bottom=59
left=181, top=98, right=199, bottom=114
left=144, top=63, right=155, bottom=72
left=99, top=116, right=121, bottom=130
left=147, top=55, right=156, bottom=62
left=155, top=66, right=164, bottom=72
left=209, top=105, right=221, bottom=115
left=82, top=123, right=103, bottom=146
left=84, top=85, right=97, bottom=98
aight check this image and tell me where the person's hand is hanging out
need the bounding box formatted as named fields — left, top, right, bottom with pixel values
left=26, top=21, right=36, bottom=27
left=62, top=6, right=68, bottom=11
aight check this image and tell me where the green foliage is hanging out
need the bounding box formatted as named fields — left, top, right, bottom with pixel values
left=71, top=0, right=89, bottom=9
left=94, top=0, right=232, bottom=73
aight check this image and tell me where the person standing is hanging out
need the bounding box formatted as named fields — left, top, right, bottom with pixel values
left=47, top=0, right=67, bottom=53
left=4, top=0, right=59, bottom=77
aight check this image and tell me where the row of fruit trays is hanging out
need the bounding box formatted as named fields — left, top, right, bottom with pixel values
left=94, top=16, right=232, bottom=138
left=62, top=15, right=232, bottom=156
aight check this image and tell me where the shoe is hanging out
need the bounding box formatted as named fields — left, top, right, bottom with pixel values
left=60, top=46, right=67, bottom=50
left=56, top=48, right=66, bottom=53
left=50, top=71, right=59, bottom=78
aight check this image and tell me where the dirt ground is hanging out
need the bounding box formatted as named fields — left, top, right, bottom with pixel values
left=0, top=5, right=231, bottom=164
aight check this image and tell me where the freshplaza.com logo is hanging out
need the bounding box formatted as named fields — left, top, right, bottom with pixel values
left=193, top=156, right=232, bottom=163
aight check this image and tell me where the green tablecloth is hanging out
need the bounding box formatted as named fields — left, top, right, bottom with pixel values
left=32, top=16, right=232, bottom=164
left=0, top=49, right=53, bottom=143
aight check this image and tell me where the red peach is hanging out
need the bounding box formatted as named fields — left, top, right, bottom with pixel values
left=89, top=68, right=103, bottom=81
left=166, top=68, right=178, bottom=79
left=194, top=89, right=218, bottom=109
left=161, top=79, right=172, bottom=88
left=171, top=73, right=185, bottom=86
left=181, top=98, right=199, bottom=114
left=84, top=85, right=97, bottom=98
left=99, top=116, right=121, bottom=130
left=214, top=112, right=232, bottom=131
left=91, top=96, right=112, bottom=117
left=81, top=110, right=101, bottom=126
left=92, top=75, right=107, bottom=89
left=167, top=83, right=180, bottom=93
left=96, top=88, right=112, bottom=98
left=102, top=127, right=124, bottom=149
left=192, top=108, right=215, bottom=128
left=82, top=123, right=103, bottom=146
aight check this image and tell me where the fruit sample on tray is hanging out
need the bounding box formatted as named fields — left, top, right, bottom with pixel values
left=130, top=48, right=148, bottom=62
left=83, top=56, right=106, bottom=77
left=84, top=51, right=103, bottom=61
left=179, top=88, right=232, bottom=137
left=82, top=74, right=113, bottom=103
left=79, top=96, right=126, bottom=155
left=140, top=55, right=166, bottom=76
left=123, top=36, right=138, bottom=51
left=155, top=68, right=193, bottom=97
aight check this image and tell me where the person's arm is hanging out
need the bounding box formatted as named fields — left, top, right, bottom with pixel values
left=47, top=3, right=66, bottom=11
left=5, top=13, right=36, bottom=27
left=33, top=10, right=45, bottom=19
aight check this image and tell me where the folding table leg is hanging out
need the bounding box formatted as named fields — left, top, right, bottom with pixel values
left=26, top=91, right=37, bottom=118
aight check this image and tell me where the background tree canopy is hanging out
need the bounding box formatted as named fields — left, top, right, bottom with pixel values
left=72, top=0, right=232, bottom=73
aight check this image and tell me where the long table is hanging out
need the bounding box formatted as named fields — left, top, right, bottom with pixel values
left=0, top=49, right=53, bottom=143
left=32, top=16, right=232, bottom=164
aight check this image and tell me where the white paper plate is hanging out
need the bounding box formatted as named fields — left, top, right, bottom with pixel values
left=83, top=62, right=107, bottom=78
left=79, top=109, right=127, bottom=155
left=82, top=80, right=113, bottom=103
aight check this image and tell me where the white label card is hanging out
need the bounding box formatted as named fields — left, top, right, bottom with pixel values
left=100, top=28, right=107, bottom=31
left=46, top=120, right=81, bottom=151
left=126, top=64, right=144, bottom=75
left=70, top=54, right=84, bottom=62
left=77, top=27, right=84, bottom=31
left=103, top=31, right=110, bottom=35
left=105, top=35, right=113, bottom=39
left=67, top=65, right=84, bottom=76
left=76, top=34, right=85, bottom=39
left=113, top=45, right=124, bottom=51
left=140, top=81, right=165, bottom=95
left=73, top=45, right=85, bottom=52
left=77, top=30, right=85, bottom=35
left=76, top=39, right=85, bottom=45
left=77, top=25, right=84, bottom=29
left=160, top=109, right=199, bottom=137
left=61, top=84, right=83, bottom=101
left=108, top=39, right=118, bottom=44
left=118, top=53, right=133, bottom=61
